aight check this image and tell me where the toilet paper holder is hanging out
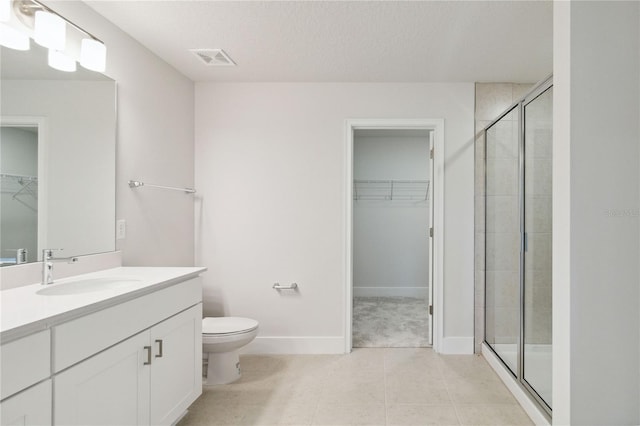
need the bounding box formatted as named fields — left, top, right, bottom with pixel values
left=272, top=282, right=298, bottom=290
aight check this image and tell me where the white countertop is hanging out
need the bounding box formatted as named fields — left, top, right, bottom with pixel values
left=0, top=266, right=206, bottom=343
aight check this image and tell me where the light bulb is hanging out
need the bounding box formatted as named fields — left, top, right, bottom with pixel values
left=0, top=22, right=29, bottom=50
left=0, top=0, right=10, bottom=23
left=48, top=49, right=76, bottom=72
left=80, top=38, right=106, bottom=72
left=34, top=10, right=65, bottom=51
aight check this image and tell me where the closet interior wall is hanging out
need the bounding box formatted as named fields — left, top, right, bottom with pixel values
left=353, top=131, right=430, bottom=300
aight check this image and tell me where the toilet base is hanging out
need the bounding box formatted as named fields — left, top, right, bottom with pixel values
left=203, top=350, right=241, bottom=385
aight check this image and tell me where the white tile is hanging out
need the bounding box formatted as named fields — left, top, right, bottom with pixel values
left=456, top=404, right=534, bottom=426
left=474, top=196, right=485, bottom=232
left=243, top=403, right=317, bottom=425
left=180, top=350, right=536, bottom=426
left=320, top=377, right=386, bottom=405
left=385, top=373, right=452, bottom=405
left=384, top=348, right=440, bottom=373
left=475, top=84, right=514, bottom=121
left=438, top=355, right=502, bottom=383
left=387, top=404, right=460, bottom=425
left=485, top=158, right=518, bottom=196
left=312, top=403, right=386, bottom=425
left=474, top=267, right=485, bottom=308
left=486, top=120, right=518, bottom=159
left=512, top=83, right=535, bottom=101
left=446, top=378, right=516, bottom=405
left=329, top=348, right=386, bottom=373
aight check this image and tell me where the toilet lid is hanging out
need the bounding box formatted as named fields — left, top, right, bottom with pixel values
left=202, top=317, right=259, bottom=335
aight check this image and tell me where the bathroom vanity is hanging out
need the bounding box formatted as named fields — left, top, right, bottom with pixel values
left=0, top=266, right=205, bottom=426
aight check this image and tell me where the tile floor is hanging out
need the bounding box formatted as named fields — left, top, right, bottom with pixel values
left=177, top=348, right=533, bottom=426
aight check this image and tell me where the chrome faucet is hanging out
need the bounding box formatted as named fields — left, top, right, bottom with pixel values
left=42, top=249, right=79, bottom=285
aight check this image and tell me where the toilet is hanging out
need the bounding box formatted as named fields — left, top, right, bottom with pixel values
left=202, top=317, right=259, bottom=385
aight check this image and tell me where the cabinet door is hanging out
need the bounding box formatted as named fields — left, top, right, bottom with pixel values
left=0, top=380, right=51, bottom=426
left=55, top=332, right=150, bottom=426
left=149, top=304, right=202, bottom=426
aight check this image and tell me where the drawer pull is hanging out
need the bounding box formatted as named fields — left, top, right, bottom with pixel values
left=143, top=346, right=152, bottom=365
left=155, top=339, right=163, bottom=358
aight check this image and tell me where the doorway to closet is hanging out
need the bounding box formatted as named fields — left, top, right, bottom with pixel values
left=351, top=128, right=432, bottom=348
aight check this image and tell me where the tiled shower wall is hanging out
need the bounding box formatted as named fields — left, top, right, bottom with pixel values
left=474, top=83, right=532, bottom=353
left=522, top=89, right=553, bottom=346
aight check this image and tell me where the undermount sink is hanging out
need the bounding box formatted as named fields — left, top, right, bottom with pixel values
left=36, top=277, right=142, bottom=296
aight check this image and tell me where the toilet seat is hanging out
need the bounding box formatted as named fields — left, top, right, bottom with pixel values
left=202, top=317, right=258, bottom=336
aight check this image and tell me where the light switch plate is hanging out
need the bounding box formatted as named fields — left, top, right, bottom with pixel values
left=116, top=219, right=126, bottom=240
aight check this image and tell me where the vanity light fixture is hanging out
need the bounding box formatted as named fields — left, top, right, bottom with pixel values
left=48, top=48, right=76, bottom=72
left=2, top=0, right=107, bottom=73
left=33, top=9, right=64, bottom=50
left=80, top=37, right=106, bottom=72
left=0, top=0, right=10, bottom=22
left=0, top=22, right=29, bottom=50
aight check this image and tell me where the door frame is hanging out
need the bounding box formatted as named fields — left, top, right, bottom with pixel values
left=344, top=118, right=444, bottom=353
left=1, top=116, right=48, bottom=260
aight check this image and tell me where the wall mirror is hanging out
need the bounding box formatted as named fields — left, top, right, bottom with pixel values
left=1, top=42, right=116, bottom=266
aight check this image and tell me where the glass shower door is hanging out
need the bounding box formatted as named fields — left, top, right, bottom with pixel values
left=523, top=86, right=553, bottom=408
left=485, top=106, right=520, bottom=375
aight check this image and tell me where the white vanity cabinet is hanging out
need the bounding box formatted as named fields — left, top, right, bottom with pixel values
left=55, top=332, right=151, bottom=425
left=55, top=305, right=202, bottom=426
left=54, top=278, right=203, bottom=426
left=0, top=381, right=52, bottom=426
left=149, top=307, right=202, bottom=425
left=1, top=270, right=204, bottom=426
left=0, top=330, right=52, bottom=426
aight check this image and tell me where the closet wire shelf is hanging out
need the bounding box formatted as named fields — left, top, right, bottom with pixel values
left=1, top=173, right=38, bottom=212
left=353, top=180, right=430, bottom=202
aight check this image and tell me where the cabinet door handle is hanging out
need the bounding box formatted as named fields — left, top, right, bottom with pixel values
left=143, top=346, right=152, bottom=365
left=155, top=339, right=163, bottom=358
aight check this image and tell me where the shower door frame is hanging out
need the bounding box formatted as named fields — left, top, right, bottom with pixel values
left=483, top=76, right=553, bottom=420
left=344, top=118, right=445, bottom=353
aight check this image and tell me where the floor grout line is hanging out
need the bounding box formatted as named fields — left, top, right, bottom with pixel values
left=383, top=348, right=389, bottom=425
left=439, top=356, right=464, bottom=426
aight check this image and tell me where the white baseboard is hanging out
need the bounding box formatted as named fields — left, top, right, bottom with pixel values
left=353, top=286, right=428, bottom=298
left=482, top=343, right=550, bottom=426
left=241, top=336, right=345, bottom=354
left=441, top=337, right=474, bottom=354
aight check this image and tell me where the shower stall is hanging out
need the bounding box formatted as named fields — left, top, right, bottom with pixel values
left=483, top=77, right=553, bottom=418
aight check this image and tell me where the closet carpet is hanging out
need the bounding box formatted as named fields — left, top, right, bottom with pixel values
left=353, top=296, right=429, bottom=348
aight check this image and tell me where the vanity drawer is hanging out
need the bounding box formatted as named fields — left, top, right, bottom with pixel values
left=53, top=277, right=202, bottom=372
left=0, top=330, right=50, bottom=400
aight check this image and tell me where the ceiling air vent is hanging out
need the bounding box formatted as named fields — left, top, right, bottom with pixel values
left=190, top=49, right=236, bottom=66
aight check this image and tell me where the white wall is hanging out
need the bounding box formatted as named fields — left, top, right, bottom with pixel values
left=353, top=134, right=430, bottom=298
left=44, top=1, right=195, bottom=267
left=195, top=83, right=474, bottom=353
left=2, top=81, right=115, bottom=259
left=1, top=127, right=38, bottom=262
left=554, top=2, right=640, bottom=424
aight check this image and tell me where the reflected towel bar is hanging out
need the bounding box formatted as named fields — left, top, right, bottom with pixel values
left=272, top=283, right=298, bottom=290
left=128, top=180, right=196, bottom=194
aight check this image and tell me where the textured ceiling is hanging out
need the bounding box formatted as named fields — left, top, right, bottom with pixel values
left=86, top=0, right=553, bottom=83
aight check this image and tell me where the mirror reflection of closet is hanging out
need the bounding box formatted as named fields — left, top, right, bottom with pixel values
left=0, top=124, right=39, bottom=265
